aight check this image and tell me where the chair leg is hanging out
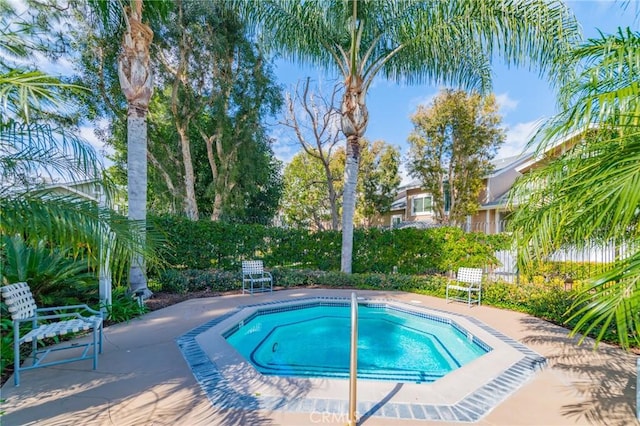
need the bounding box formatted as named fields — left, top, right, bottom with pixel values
left=13, top=323, right=20, bottom=386
left=92, top=327, right=98, bottom=370
left=99, top=324, right=103, bottom=354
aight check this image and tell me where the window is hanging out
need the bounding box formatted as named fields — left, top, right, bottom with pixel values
left=412, top=195, right=433, bottom=215
left=391, top=215, right=403, bottom=227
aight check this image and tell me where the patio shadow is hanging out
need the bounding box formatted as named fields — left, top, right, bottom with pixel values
left=518, top=317, right=637, bottom=426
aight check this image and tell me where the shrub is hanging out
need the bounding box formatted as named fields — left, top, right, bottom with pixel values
left=151, top=214, right=506, bottom=275
left=158, top=268, right=242, bottom=294
left=104, top=287, right=148, bottom=323
left=1, top=235, right=97, bottom=304
left=159, top=269, right=189, bottom=294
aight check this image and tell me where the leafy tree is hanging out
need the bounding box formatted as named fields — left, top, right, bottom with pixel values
left=78, top=1, right=282, bottom=224
left=281, top=150, right=343, bottom=230
left=281, top=138, right=399, bottom=229
left=359, top=140, right=401, bottom=226
left=238, top=0, right=580, bottom=272
left=280, top=78, right=343, bottom=229
left=509, top=27, right=640, bottom=348
left=152, top=0, right=282, bottom=221
left=407, top=89, right=505, bottom=225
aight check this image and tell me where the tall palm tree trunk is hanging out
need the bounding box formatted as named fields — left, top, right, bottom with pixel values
left=340, top=138, right=359, bottom=273
left=340, top=75, right=368, bottom=273
left=118, top=1, right=154, bottom=295
left=126, top=110, right=148, bottom=292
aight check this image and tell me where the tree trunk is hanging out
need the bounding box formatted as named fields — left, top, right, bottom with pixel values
left=340, top=75, right=368, bottom=273
left=341, top=148, right=359, bottom=273
left=169, top=0, right=199, bottom=221
left=211, top=191, right=224, bottom=220
left=126, top=112, right=148, bottom=294
left=326, top=166, right=340, bottom=230
left=118, top=1, right=154, bottom=296
left=176, top=124, right=199, bottom=220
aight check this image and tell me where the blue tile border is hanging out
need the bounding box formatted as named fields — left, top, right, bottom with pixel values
left=176, top=296, right=546, bottom=422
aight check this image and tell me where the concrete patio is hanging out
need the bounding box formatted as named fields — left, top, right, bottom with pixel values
left=1, top=289, right=638, bottom=425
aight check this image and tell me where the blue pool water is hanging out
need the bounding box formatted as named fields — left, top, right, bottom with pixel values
left=224, top=303, right=489, bottom=383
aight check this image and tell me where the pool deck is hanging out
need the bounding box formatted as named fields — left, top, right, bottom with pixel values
left=1, top=288, right=638, bottom=426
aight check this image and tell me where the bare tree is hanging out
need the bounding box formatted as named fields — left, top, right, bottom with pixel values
left=280, top=78, right=343, bottom=229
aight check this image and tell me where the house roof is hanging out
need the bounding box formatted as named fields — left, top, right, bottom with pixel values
left=514, top=126, right=594, bottom=174
left=10, top=179, right=103, bottom=202
left=479, top=190, right=511, bottom=210
left=488, top=153, right=534, bottom=177
left=390, top=198, right=406, bottom=211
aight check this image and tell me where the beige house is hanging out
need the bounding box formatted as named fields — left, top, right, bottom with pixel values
left=468, top=154, right=533, bottom=234
left=379, top=154, right=532, bottom=231
left=380, top=129, right=588, bottom=233
left=374, top=180, right=439, bottom=228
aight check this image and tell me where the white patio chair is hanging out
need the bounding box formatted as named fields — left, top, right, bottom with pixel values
left=1, top=282, right=103, bottom=386
left=445, top=267, right=484, bottom=307
left=241, top=260, right=273, bottom=294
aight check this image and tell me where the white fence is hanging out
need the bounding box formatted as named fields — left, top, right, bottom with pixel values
left=487, top=240, right=636, bottom=283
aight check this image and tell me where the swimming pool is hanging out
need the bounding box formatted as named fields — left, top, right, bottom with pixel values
left=184, top=294, right=547, bottom=422
left=224, top=302, right=490, bottom=383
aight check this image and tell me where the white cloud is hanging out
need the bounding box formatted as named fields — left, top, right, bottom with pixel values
left=407, top=93, right=436, bottom=113
left=494, top=92, right=518, bottom=116
left=272, top=143, right=299, bottom=165
left=78, top=121, right=114, bottom=167
left=398, top=163, right=413, bottom=186
left=269, top=126, right=300, bottom=165
left=496, top=120, right=542, bottom=159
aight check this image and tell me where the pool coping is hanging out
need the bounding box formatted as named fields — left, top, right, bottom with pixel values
left=176, top=296, right=546, bottom=423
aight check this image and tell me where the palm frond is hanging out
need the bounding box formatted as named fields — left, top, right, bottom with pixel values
left=568, top=247, right=640, bottom=349
left=0, top=69, right=86, bottom=122
left=0, top=0, right=37, bottom=62
left=0, top=120, right=103, bottom=192
left=509, top=23, right=640, bottom=347
left=533, top=28, right=640, bottom=148
left=0, top=192, right=164, bottom=284
left=236, top=0, right=580, bottom=93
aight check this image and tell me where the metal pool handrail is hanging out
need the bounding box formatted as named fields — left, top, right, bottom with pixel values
left=349, top=292, right=358, bottom=426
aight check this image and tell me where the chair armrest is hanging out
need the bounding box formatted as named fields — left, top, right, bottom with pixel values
left=36, top=304, right=101, bottom=316
left=16, top=311, right=101, bottom=325
left=265, top=271, right=272, bottom=279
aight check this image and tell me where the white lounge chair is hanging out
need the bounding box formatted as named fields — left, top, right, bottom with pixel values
left=1, top=282, right=103, bottom=386
left=446, top=267, right=483, bottom=307
left=242, top=260, right=273, bottom=294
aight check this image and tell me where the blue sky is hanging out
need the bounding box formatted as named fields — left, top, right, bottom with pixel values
left=270, top=1, right=637, bottom=166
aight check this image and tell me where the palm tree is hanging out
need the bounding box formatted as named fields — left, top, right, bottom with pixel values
left=0, top=3, right=156, bottom=307
left=509, top=27, right=640, bottom=348
left=88, top=0, right=171, bottom=296
left=239, top=0, right=580, bottom=273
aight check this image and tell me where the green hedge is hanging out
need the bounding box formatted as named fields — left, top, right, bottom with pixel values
left=156, top=266, right=449, bottom=294
left=151, top=215, right=510, bottom=274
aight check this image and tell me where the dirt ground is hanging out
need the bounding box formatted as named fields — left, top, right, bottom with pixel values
left=144, top=289, right=231, bottom=311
